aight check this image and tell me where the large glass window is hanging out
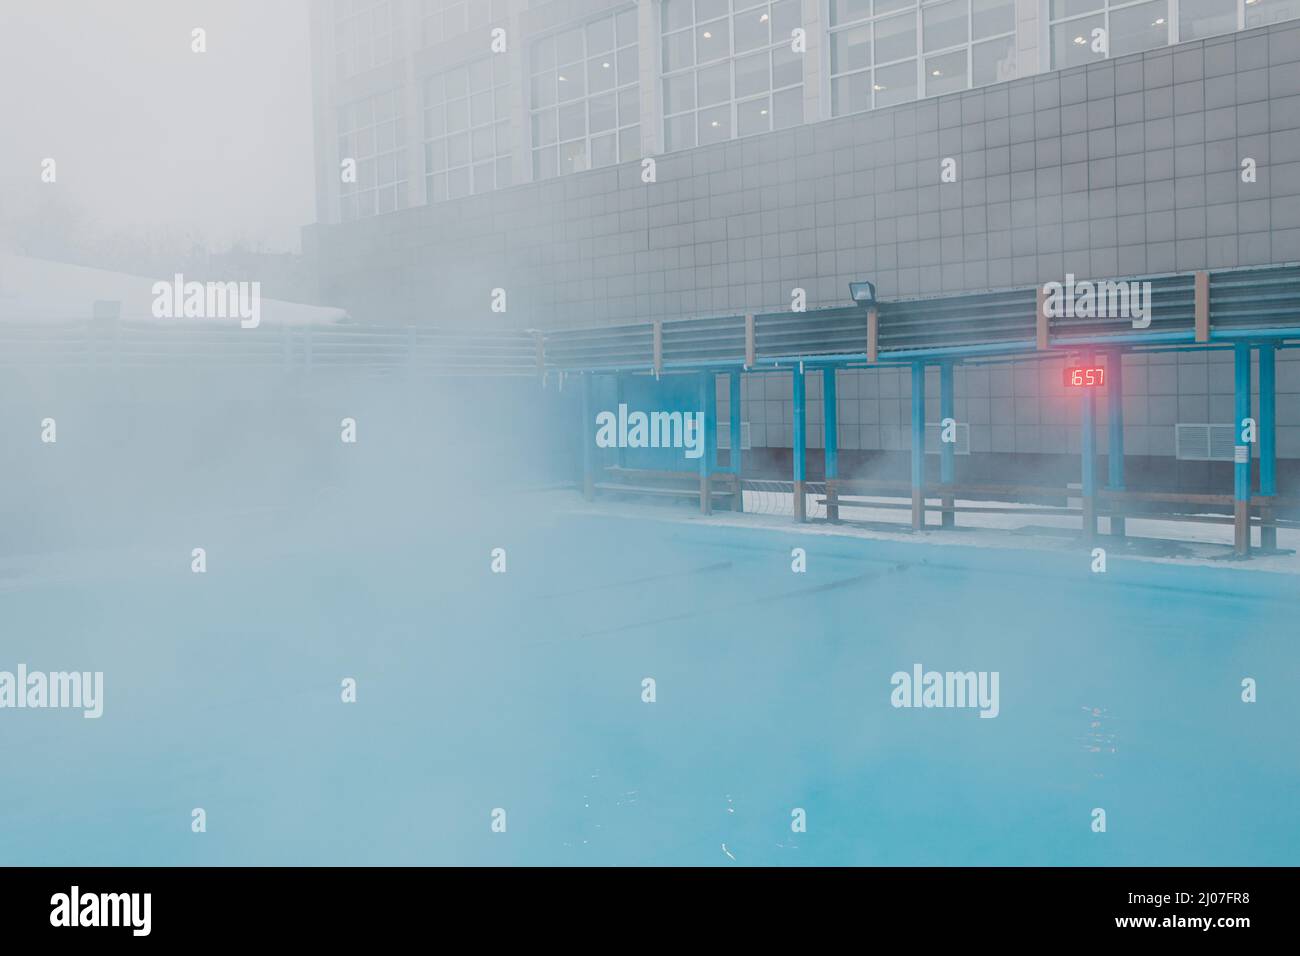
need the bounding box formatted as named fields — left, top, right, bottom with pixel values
left=1245, top=0, right=1300, bottom=29
left=424, top=59, right=513, bottom=202
left=660, top=0, right=805, bottom=152
left=530, top=8, right=641, bottom=179
left=333, top=0, right=393, bottom=81
left=1049, top=0, right=1300, bottom=68
left=829, top=0, right=1016, bottom=117
left=1049, top=0, right=1169, bottom=66
left=338, top=91, right=407, bottom=221
left=1177, top=0, right=1237, bottom=38
left=421, top=0, right=509, bottom=48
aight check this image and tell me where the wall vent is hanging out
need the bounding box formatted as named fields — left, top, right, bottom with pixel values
left=1175, top=423, right=1236, bottom=461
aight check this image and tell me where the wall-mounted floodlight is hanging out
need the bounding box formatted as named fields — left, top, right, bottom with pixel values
left=848, top=280, right=877, bottom=307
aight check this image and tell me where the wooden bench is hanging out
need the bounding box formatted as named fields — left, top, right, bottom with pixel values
left=594, top=466, right=741, bottom=514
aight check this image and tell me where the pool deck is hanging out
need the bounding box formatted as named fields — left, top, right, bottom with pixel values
left=564, top=490, right=1300, bottom=576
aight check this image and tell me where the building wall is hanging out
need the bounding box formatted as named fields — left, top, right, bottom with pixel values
left=307, top=4, right=1300, bottom=465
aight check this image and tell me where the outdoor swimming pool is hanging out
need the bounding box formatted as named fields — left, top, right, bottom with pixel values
left=2, top=500, right=1297, bottom=866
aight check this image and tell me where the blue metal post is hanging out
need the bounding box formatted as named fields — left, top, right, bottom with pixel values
left=1107, top=350, right=1126, bottom=537
left=793, top=364, right=807, bottom=522
left=699, top=371, right=713, bottom=515
left=1234, top=343, right=1252, bottom=555
left=614, top=371, right=627, bottom=470
left=823, top=367, right=839, bottom=521
left=581, top=373, right=594, bottom=500
left=911, top=362, right=925, bottom=530
left=1081, top=365, right=1097, bottom=542
left=1259, top=344, right=1276, bottom=550
left=939, top=361, right=955, bottom=528
left=730, top=371, right=743, bottom=511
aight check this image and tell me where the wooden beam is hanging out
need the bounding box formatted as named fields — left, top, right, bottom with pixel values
left=1194, top=270, right=1210, bottom=343
left=744, top=313, right=755, bottom=368
left=866, top=306, right=878, bottom=363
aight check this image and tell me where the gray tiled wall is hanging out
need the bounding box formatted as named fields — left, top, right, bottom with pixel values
left=716, top=349, right=1300, bottom=459
left=311, top=19, right=1300, bottom=459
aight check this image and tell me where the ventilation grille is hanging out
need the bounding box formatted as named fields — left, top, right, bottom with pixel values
left=1175, top=423, right=1236, bottom=461
left=754, top=308, right=866, bottom=359
left=1047, top=272, right=1194, bottom=337
left=544, top=323, right=652, bottom=369
left=1208, top=264, right=1300, bottom=329
left=661, top=314, right=745, bottom=363
left=880, top=287, right=1036, bottom=351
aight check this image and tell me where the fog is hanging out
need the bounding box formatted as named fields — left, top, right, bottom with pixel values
left=0, top=0, right=314, bottom=257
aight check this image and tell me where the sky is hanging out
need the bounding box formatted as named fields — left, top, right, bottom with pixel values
left=0, top=0, right=317, bottom=253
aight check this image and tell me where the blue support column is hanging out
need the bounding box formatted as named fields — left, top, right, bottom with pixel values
left=823, top=367, right=839, bottom=522
left=614, top=371, right=627, bottom=470
left=1234, top=343, right=1252, bottom=555
left=730, top=370, right=743, bottom=512
left=939, top=361, right=955, bottom=528
left=581, top=373, right=594, bottom=500
left=699, top=371, right=713, bottom=515
left=1081, top=370, right=1097, bottom=543
left=793, top=364, right=807, bottom=522
left=1107, top=350, right=1126, bottom=537
left=910, top=362, right=925, bottom=530
left=1259, top=344, right=1277, bottom=550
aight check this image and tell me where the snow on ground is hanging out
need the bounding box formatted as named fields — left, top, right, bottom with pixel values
left=0, top=254, right=346, bottom=325
left=564, top=489, right=1300, bottom=576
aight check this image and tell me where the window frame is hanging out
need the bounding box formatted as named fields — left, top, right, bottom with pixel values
left=337, top=89, right=408, bottom=222
left=825, top=0, right=1018, bottom=119
left=422, top=57, right=514, bottom=204
left=528, top=6, right=643, bottom=180
left=660, top=0, right=807, bottom=153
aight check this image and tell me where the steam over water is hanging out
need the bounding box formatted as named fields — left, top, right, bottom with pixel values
left=2, top=371, right=1298, bottom=865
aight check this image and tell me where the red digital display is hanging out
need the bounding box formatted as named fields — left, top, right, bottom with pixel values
left=1064, top=366, right=1106, bottom=387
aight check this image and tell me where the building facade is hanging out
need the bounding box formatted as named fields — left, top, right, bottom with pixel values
left=306, top=0, right=1300, bottom=480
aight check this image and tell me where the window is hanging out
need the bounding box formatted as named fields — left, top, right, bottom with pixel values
left=338, top=91, right=408, bottom=221
left=1048, top=0, right=1300, bottom=68
left=1049, top=0, right=1168, bottom=67
left=421, top=0, right=508, bottom=47
left=334, top=0, right=393, bottom=81
left=660, top=0, right=805, bottom=152
left=1177, top=0, right=1237, bottom=38
left=1245, top=0, right=1300, bottom=29
left=424, top=59, right=513, bottom=202
left=530, top=8, right=641, bottom=179
left=829, top=0, right=1016, bottom=118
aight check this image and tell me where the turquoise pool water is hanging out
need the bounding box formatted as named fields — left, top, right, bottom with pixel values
left=2, top=503, right=1298, bottom=866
